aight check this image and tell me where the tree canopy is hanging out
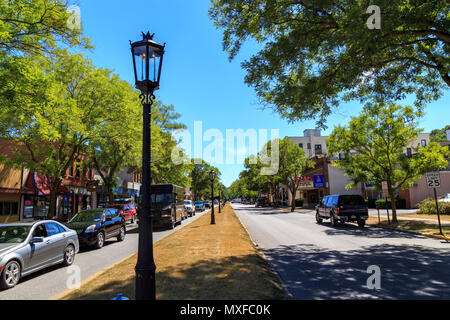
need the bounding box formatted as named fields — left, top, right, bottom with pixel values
left=327, top=103, right=449, bottom=222
left=209, top=0, right=450, bottom=126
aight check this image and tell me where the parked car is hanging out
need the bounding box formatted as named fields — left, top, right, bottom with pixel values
left=315, top=194, right=368, bottom=227
left=231, top=198, right=241, bottom=203
left=255, top=197, right=269, bottom=207
left=65, top=208, right=126, bottom=249
left=109, top=203, right=137, bottom=224
left=184, top=200, right=195, bottom=217
left=204, top=200, right=212, bottom=209
left=194, top=201, right=205, bottom=212
left=151, top=184, right=185, bottom=229
left=439, top=193, right=450, bottom=203
left=242, top=199, right=251, bottom=205
left=0, top=221, right=79, bottom=290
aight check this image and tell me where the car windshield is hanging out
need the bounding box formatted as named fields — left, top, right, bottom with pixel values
left=194, top=201, right=203, bottom=205
left=184, top=201, right=192, bottom=205
left=151, top=193, right=172, bottom=204
left=338, top=195, right=365, bottom=206
left=69, top=210, right=104, bottom=223
left=0, top=225, right=31, bottom=243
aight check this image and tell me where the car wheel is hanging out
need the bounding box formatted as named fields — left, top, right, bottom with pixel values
left=0, top=260, right=21, bottom=290
left=117, top=226, right=126, bottom=241
left=357, top=220, right=366, bottom=228
left=330, top=213, right=338, bottom=226
left=62, top=245, right=75, bottom=266
left=316, top=211, right=323, bottom=224
left=94, top=232, right=105, bottom=249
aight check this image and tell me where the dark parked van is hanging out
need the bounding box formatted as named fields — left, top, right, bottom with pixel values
left=151, top=184, right=185, bottom=229
left=315, top=194, right=368, bottom=227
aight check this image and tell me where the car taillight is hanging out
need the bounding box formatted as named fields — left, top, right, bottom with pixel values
left=336, top=208, right=340, bottom=214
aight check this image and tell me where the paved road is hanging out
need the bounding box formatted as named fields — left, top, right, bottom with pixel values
left=0, top=209, right=209, bottom=300
left=233, top=204, right=450, bottom=299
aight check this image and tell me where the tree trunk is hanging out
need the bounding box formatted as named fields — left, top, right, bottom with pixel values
left=387, top=181, right=397, bottom=223
left=47, top=188, right=58, bottom=220
left=108, top=186, right=114, bottom=205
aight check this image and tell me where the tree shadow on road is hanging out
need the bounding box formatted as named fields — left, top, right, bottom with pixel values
left=262, top=243, right=450, bottom=300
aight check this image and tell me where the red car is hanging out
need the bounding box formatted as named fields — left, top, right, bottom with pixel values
left=109, top=203, right=137, bottom=224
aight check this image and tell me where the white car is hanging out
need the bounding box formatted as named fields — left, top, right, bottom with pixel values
left=184, top=200, right=195, bottom=217
left=231, top=198, right=241, bottom=203
left=439, top=194, right=450, bottom=203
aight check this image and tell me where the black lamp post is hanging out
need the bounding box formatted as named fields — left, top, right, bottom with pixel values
left=209, top=170, right=216, bottom=224
left=218, top=186, right=221, bottom=213
left=130, top=32, right=165, bottom=300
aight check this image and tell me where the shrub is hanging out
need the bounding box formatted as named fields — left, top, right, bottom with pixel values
left=295, top=198, right=304, bottom=207
left=417, top=198, right=450, bottom=215
left=375, top=197, right=406, bottom=209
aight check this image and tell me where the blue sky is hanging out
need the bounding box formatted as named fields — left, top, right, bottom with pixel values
left=75, top=0, right=450, bottom=187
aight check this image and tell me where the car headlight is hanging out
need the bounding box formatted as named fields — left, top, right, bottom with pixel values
left=85, top=225, right=96, bottom=233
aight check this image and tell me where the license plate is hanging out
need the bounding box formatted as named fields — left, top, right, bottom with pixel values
left=351, top=215, right=356, bottom=219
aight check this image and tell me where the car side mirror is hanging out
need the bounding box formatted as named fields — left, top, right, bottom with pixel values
left=30, top=237, right=44, bottom=244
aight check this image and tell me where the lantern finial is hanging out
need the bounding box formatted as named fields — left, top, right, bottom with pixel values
left=142, top=32, right=155, bottom=41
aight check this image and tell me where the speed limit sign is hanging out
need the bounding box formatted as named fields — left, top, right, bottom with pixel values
left=426, top=172, right=441, bottom=189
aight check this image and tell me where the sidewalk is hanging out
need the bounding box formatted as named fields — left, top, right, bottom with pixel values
left=58, top=204, right=286, bottom=300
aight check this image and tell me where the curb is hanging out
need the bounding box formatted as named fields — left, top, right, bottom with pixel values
left=51, top=209, right=211, bottom=300
left=231, top=205, right=294, bottom=300
left=50, top=251, right=137, bottom=300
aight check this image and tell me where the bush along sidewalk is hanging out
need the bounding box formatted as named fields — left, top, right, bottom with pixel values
left=58, top=203, right=286, bottom=300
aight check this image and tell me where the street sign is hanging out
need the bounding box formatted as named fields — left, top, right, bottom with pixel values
left=313, top=175, right=324, bottom=188
left=426, top=171, right=444, bottom=235
left=426, top=172, right=441, bottom=189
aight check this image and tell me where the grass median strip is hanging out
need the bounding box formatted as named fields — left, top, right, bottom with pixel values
left=367, top=216, right=450, bottom=240
left=59, top=203, right=286, bottom=300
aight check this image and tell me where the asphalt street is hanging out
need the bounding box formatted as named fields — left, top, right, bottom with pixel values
left=232, top=203, right=450, bottom=299
left=0, top=209, right=209, bottom=300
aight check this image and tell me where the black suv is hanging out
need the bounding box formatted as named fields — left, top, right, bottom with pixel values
left=315, top=194, right=368, bottom=227
left=66, top=208, right=126, bottom=249
left=255, top=197, right=269, bottom=207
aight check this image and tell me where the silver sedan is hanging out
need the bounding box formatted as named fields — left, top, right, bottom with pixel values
left=0, top=220, right=79, bottom=290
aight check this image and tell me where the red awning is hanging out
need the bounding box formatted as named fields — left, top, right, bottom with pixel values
left=33, top=173, right=69, bottom=196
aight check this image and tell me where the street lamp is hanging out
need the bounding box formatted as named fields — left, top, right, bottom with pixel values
left=209, top=170, right=216, bottom=224
left=130, top=32, right=165, bottom=300
left=218, top=186, right=221, bottom=213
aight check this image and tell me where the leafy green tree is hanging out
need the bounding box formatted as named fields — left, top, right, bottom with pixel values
left=209, top=0, right=450, bottom=126
left=88, top=78, right=142, bottom=204
left=278, top=138, right=315, bottom=211
left=430, top=125, right=450, bottom=142
left=0, top=52, right=115, bottom=218
left=189, top=160, right=221, bottom=200
left=327, top=103, right=450, bottom=222
left=0, top=0, right=89, bottom=56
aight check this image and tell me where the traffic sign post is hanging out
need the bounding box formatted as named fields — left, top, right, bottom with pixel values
left=426, top=172, right=443, bottom=235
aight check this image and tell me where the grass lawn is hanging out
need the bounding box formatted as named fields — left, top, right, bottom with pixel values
left=59, top=203, right=286, bottom=300
left=367, top=216, right=450, bottom=239
left=401, top=213, right=450, bottom=222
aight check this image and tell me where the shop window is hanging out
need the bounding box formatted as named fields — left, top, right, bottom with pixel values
left=307, top=143, right=311, bottom=149
left=0, top=201, right=18, bottom=216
